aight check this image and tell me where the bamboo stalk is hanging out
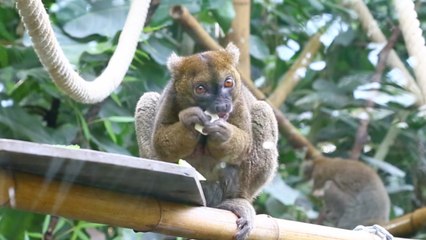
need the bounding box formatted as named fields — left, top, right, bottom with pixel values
left=384, top=207, right=426, bottom=237
left=268, top=33, right=322, bottom=108
left=0, top=170, right=407, bottom=240
left=225, top=0, right=251, bottom=80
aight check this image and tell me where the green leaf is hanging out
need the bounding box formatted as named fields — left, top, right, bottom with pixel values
left=75, top=110, right=91, bottom=140
left=103, top=119, right=117, bottom=143
left=0, top=6, right=19, bottom=41
left=75, top=221, right=105, bottom=229
left=55, top=0, right=130, bottom=38
left=249, top=35, right=270, bottom=60
left=142, top=38, right=175, bottom=65
left=0, top=106, right=54, bottom=143
left=211, top=0, right=235, bottom=33
left=333, top=29, right=355, bottom=46
left=25, top=232, right=43, bottom=239
left=91, top=136, right=132, bottom=155
left=0, top=209, right=44, bottom=240
left=41, top=215, right=51, bottom=233
left=103, top=116, right=135, bottom=123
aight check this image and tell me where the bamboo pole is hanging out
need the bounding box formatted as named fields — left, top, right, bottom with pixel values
left=268, top=33, right=322, bottom=107
left=384, top=207, right=426, bottom=237
left=0, top=170, right=408, bottom=240
left=224, top=0, right=251, bottom=80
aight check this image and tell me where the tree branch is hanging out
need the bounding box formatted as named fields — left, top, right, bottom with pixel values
left=350, top=28, right=401, bottom=160
left=170, top=6, right=221, bottom=51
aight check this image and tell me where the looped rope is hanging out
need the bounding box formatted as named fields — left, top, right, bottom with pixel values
left=353, top=225, right=393, bottom=240
left=16, top=0, right=151, bottom=103
left=345, top=0, right=423, bottom=105
left=394, top=0, right=426, bottom=104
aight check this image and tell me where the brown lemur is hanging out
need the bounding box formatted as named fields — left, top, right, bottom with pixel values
left=135, top=43, right=278, bottom=240
left=304, top=157, right=390, bottom=229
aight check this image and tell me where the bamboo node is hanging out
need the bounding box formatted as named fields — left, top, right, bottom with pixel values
left=170, top=5, right=186, bottom=19
left=0, top=169, right=15, bottom=207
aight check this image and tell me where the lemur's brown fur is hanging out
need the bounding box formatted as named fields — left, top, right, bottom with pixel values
left=135, top=44, right=278, bottom=240
left=304, top=157, right=390, bottom=229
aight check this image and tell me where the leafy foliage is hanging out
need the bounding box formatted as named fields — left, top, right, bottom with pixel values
left=1, top=0, right=426, bottom=238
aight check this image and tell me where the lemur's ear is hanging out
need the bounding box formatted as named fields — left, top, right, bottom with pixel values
left=167, top=52, right=183, bottom=72
left=225, top=43, right=240, bottom=67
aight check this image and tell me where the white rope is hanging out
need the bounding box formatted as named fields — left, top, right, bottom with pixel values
left=353, top=225, right=393, bottom=240
left=16, top=0, right=151, bottom=104
left=344, top=0, right=424, bottom=105
left=394, top=0, right=426, bottom=104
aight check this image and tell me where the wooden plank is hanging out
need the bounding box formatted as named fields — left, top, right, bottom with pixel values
left=0, top=139, right=205, bottom=206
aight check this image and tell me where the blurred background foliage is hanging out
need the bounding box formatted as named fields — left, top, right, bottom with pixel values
left=1, top=0, right=426, bottom=239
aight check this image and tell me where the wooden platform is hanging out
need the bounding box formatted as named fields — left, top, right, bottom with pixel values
left=0, top=139, right=205, bottom=206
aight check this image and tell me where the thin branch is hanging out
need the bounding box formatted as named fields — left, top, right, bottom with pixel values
left=373, top=112, right=408, bottom=161
left=170, top=6, right=221, bottom=51
left=43, top=216, right=59, bottom=240
left=350, top=28, right=401, bottom=160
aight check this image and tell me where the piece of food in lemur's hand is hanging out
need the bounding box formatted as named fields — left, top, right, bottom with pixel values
left=304, top=157, right=390, bottom=229
left=194, top=111, right=219, bottom=135
left=135, top=43, right=278, bottom=240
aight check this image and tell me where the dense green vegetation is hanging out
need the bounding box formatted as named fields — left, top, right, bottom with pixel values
left=1, top=0, right=426, bottom=239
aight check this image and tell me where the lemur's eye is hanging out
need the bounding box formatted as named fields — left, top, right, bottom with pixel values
left=224, top=77, right=234, bottom=88
left=194, top=84, right=207, bottom=95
